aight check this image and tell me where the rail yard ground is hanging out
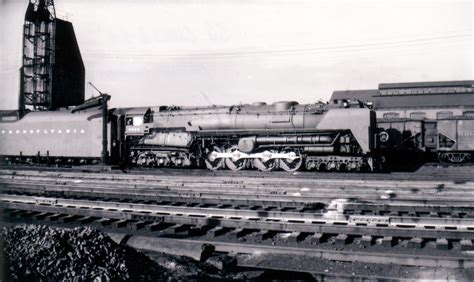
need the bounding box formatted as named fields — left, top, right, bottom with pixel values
left=1, top=164, right=474, bottom=280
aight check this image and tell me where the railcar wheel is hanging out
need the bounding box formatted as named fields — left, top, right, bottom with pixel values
left=337, top=162, right=347, bottom=171
left=305, top=159, right=316, bottom=170
left=279, top=151, right=303, bottom=172
left=438, top=152, right=471, bottom=163
left=205, top=146, right=225, bottom=170
left=225, top=146, right=248, bottom=171
left=253, top=150, right=277, bottom=171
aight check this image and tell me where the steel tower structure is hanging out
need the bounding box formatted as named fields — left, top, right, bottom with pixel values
left=20, top=0, right=56, bottom=114
left=19, top=0, right=85, bottom=117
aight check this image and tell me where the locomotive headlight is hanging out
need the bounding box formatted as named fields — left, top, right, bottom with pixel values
left=379, top=131, right=389, bottom=142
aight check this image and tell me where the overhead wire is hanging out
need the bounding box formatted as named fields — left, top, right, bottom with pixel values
left=81, top=33, right=472, bottom=60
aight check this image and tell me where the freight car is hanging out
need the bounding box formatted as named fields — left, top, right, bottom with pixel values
left=123, top=100, right=379, bottom=172
left=375, top=115, right=474, bottom=164
left=331, top=80, right=474, bottom=163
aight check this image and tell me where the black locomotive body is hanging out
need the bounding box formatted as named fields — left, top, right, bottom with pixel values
left=123, top=101, right=379, bottom=172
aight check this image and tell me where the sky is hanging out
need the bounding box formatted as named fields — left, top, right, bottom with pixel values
left=0, top=0, right=472, bottom=110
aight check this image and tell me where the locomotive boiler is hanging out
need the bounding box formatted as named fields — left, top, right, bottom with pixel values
left=124, top=100, right=379, bottom=172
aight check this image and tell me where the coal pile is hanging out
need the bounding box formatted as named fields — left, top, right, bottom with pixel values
left=1, top=225, right=169, bottom=281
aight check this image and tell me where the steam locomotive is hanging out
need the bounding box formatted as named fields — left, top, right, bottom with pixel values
left=123, top=100, right=377, bottom=172
left=0, top=98, right=382, bottom=172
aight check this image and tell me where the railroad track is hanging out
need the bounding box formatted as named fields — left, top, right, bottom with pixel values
left=2, top=195, right=474, bottom=279
left=2, top=169, right=474, bottom=211
left=1, top=167, right=474, bottom=279
left=1, top=163, right=474, bottom=181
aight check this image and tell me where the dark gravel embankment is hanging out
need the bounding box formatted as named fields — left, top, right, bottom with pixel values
left=0, top=225, right=244, bottom=281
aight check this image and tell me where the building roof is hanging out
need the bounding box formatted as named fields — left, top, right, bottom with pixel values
left=379, top=80, right=474, bottom=89
left=331, top=81, right=474, bottom=109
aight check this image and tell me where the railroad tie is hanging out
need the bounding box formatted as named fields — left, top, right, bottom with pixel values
left=287, top=231, right=304, bottom=243
left=33, top=212, right=49, bottom=220
left=144, top=222, right=168, bottom=232
left=436, top=238, right=450, bottom=250
left=94, top=218, right=115, bottom=226
left=128, top=221, right=147, bottom=230
left=361, top=235, right=374, bottom=247
left=45, top=213, right=62, bottom=222
left=188, top=226, right=206, bottom=236
left=78, top=216, right=96, bottom=224
left=335, top=234, right=350, bottom=246
left=208, top=226, right=228, bottom=237
left=20, top=211, right=38, bottom=218
left=58, top=214, right=78, bottom=223
left=171, top=224, right=191, bottom=233
left=310, top=233, right=324, bottom=244
left=381, top=236, right=394, bottom=247
left=112, top=219, right=129, bottom=228
left=11, top=210, right=27, bottom=218
left=228, top=228, right=246, bottom=238
left=408, top=237, right=424, bottom=249
left=257, top=230, right=274, bottom=241
left=460, top=239, right=473, bottom=251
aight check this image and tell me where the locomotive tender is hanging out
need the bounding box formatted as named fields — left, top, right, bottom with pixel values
left=0, top=99, right=380, bottom=172
left=0, top=107, right=117, bottom=165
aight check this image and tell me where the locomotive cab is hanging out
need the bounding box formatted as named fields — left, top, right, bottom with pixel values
left=125, top=107, right=152, bottom=136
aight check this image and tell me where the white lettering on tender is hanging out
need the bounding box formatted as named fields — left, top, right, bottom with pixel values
left=4, top=128, right=86, bottom=135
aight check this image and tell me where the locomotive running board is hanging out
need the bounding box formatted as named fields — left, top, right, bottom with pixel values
left=208, top=150, right=300, bottom=162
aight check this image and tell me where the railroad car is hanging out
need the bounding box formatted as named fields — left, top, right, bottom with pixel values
left=124, top=100, right=380, bottom=172
left=331, top=80, right=474, bottom=163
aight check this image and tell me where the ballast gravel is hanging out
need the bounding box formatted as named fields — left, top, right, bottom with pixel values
left=0, top=224, right=243, bottom=281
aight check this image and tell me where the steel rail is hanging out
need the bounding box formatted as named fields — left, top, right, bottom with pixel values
left=3, top=173, right=474, bottom=198
left=3, top=176, right=474, bottom=196
left=162, top=238, right=474, bottom=268
left=2, top=195, right=474, bottom=239
left=2, top=181, right=474, bottom=208
left=1, top=169, right=473, bottom=189
left=1, top=165, right=473, bottom=182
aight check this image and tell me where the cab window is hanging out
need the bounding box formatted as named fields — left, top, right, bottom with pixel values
left=133, top=116, right=143, bottom=126
left=125, top=116, right=144, bottom=126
